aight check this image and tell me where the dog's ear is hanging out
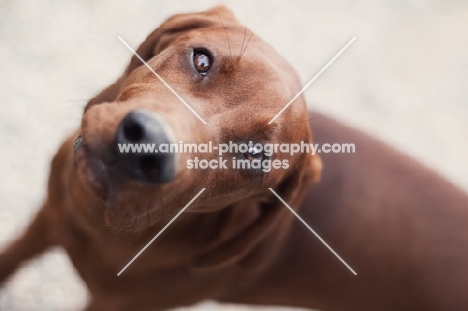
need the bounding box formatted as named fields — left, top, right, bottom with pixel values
left=85, top=6, right=237, bottom=112
left=191, top=151, right=322, bottom=272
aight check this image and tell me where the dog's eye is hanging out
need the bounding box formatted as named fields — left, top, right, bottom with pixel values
left=244, top=145, right=264, bottom=161
left=193, top=49, right=212, bottom=76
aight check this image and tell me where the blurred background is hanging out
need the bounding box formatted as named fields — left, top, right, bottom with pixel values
left=0, top=0, right=467, bottom=310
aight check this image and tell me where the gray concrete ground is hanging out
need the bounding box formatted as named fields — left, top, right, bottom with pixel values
left=0, top=0, right=467, bottom=310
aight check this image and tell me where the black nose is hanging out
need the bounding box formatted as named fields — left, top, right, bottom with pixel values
left=114, top=110, right=177, bottom=184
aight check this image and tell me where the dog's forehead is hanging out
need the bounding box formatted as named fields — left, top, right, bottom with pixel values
left=156, top=27, right=302, bottom=104
left=183, top=25, right=253, bottom=44
left=179, top=27, right=280, bottom=61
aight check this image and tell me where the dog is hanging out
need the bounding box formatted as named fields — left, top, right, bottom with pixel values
left=1, top=6, right=468, bottom=311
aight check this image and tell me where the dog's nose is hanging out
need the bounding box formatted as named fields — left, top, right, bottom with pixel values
left=114, top=110, right=177, bottom=184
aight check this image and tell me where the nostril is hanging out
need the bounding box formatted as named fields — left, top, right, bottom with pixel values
left=139, top=155, right=160, bottom=175
left=115, top=110, right=177, bottom=183
left=123, top=119, right=145, bottom=143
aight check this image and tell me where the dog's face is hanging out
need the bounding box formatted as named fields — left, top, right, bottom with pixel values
left=75, top=6, right=320, bottom=232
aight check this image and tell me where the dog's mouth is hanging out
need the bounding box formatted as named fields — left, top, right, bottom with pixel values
left=74, top=134, right=109, bottom=200
left=74, top=133, right=178, bottom=231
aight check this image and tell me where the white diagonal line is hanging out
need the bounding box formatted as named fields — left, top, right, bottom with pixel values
left=268, top=37, right=356, bottom=124
left=117, top=188, right=206, bottom=276
left=118, top=36, right=207, bottom=125
left=268, top=188, right=357, bottom=275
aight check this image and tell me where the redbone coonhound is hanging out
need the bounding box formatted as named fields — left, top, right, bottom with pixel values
left=1, top=6, right=468, bottom=311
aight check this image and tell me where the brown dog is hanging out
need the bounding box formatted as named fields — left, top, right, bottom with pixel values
left=1, top=6, right=468, bottom=311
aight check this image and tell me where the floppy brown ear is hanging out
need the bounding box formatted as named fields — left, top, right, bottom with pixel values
left=85, top=5, right=237, bottom=112
left=191, top=152, right=322, bottom=272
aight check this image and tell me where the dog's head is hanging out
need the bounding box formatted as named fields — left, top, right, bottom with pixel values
left=75, top=6, right=321, bottom=244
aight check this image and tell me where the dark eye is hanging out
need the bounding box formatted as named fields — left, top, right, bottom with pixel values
left=193, top=49, right=212, bottom=76
left=244, top=145, right=264, bottom=161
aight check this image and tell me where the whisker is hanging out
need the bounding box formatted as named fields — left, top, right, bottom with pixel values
left=51, top=156, right=75, bottom=168
left=239, top=29, right=255, bottom=60
left=217, top=13, right=232, bottom=58
left=237, top=10, right=248, bottom=62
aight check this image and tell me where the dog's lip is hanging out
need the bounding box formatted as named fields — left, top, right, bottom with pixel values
left=73, top=133, right=83, bottom=152
left=82, top=143, right=110, bottom=200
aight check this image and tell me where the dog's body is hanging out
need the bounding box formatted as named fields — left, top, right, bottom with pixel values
left=1, top=6, right=468, bottom=311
